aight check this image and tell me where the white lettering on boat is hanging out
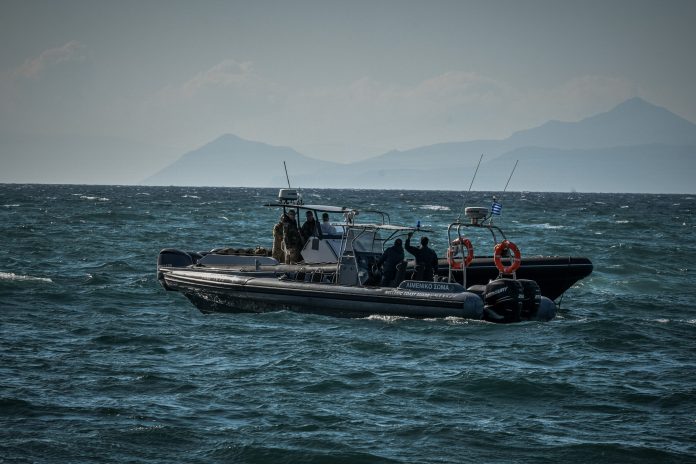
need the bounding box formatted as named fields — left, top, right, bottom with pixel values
left=399, top=281, right=461, bottom=292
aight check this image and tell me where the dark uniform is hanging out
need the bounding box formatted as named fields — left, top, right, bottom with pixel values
left=300, top=211, right=319, bottom=243
left=405, top=234, right=439, bottom=282
left=376, top=239, right=404, bottom=287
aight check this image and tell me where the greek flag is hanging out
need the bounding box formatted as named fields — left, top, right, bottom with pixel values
left=491, top=201, right=502, bottom=216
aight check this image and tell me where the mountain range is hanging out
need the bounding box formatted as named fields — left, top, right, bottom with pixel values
left=142, top=97, right=696, bottom=193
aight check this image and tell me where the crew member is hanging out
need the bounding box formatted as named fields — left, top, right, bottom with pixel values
left=375, top=238, right=404, bottom=287
left=271, top=214, right=285, bottom=262
left=300, top=210, right=319, bottom=243
left=320, top=212, right=337, bottom=235
left=283, top=210, right=303, bottom=264
left=405, top=232, right=439, bottom=282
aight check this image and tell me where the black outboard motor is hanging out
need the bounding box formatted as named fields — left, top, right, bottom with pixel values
left=483, top=278, right=522, bottom=323
left=158, top=248, right=199, bottom=268
left=517, top=279, right=541, bottom=320
left=157, top=249, right=202, bottom=290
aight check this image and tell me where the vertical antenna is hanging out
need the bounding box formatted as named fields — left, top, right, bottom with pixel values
left=283, top=161, right=291, bottom=188
left=457, top=154, right=484, bottom=221
left=502, top=159, right=518, bottom=196
left=489, top=160, right=518, bottom=225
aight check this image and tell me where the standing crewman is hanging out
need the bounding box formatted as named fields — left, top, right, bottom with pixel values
left=271, top=214, right=286, bottom=263
left=283, top=210, right=303, bottom=264
left=375, top=238, right=404, bottom=287
left=405, top=232, right=439, bottom=281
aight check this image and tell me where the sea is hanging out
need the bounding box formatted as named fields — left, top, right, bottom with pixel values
left=1, top=184, right=695, bottom=464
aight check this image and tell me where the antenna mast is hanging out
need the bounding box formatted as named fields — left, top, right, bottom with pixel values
left=283, top=161, right=291, bottom=188
left=489, top=160, right=518, bottom=225
left=457, top=154, right=484, bottom=221
left=501, top=159, right=518, bottom=196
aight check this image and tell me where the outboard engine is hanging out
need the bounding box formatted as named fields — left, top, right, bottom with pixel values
left=517, top=279, right=541, bottom=320
left=483, top=278, right=522, bottom=323
left=158, top=248, right=199, bottom=268
left=157, top=249, right=201, bottom=290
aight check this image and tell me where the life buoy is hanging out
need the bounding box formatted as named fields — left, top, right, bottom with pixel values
left=494, top=240, right=522, bottom=274
left=447, top=237, right=474, bottom=269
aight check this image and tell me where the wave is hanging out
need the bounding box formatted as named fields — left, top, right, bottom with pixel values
left=528, top=223, right=565, bottom=229
left=420, top=204, right=451, bottom=211
left=0, top=272, right=53, bottom=283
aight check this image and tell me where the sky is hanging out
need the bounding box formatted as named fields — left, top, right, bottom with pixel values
left=1, top=0, right=695, bottom=183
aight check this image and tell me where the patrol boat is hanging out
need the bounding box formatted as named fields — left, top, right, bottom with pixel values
left=157, top=189, right=587, bottom=322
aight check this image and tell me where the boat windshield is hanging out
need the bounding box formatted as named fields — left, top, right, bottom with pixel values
left=346, top=224, right=430, bottom=253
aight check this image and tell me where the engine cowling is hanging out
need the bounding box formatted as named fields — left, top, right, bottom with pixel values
left=483, top=278, right=522, bottom=323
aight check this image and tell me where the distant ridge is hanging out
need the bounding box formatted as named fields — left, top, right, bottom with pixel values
left=142, top=98, right=696, bottom=193
left=506, top=97, right=696, bottom=149
left=142, top=134, right=340, bottom=187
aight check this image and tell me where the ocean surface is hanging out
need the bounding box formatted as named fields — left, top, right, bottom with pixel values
left=1, top=184, right=695, bottom=464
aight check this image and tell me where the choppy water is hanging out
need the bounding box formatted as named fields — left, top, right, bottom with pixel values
left=1, top=184, right=695, bottom=463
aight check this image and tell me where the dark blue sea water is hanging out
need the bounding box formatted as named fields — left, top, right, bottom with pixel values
left=1, top=184, right=695, bottom=463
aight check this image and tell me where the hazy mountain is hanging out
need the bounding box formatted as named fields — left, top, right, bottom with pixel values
left=143, top=98, right=696, bottom=192
left=142, top=134, right=341, bottom=187
left=505, top=97, right=696, bottom=149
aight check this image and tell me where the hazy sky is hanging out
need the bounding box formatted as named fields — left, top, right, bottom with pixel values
left=1, top=0, right=695, bottom=182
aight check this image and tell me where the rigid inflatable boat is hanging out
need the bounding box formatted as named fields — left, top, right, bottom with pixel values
left=157, top=189, right=592, bottom=322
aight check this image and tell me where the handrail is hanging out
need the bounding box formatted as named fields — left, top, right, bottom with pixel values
left=446, top=221, right=508, bottom=286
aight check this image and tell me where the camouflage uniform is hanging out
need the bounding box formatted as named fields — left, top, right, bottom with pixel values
left=272, top=219, right=285, bottom=263
left=283, top=218, right=303, bottom=264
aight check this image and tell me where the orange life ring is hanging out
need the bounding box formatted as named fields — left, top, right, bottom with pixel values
left=447, top=237, right=474, bottom=269
left=494, top=240, right=521, bottom=274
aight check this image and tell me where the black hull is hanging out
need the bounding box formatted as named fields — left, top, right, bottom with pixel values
left=157, top=250, right=592, bottom=302
left=156, top=249, right=586, bottom=321
left=438, top=256, right=593, bottom=300
left=161, top=270, right=487, bottom=319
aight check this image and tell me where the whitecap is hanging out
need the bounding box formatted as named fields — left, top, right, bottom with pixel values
left=363, top=314, right=410, bottom=323
left=420, top=205, right=451, bottom=211
left=615, top=220, right=630, bottom=224
left=182, top=195, right=200, bottom=199
left=3, top=204, right=20, bottom=208
left=530, top=223, right=565, bottom=230
left=443, top=316, right=479, bottom=325
left=80, top=195, right=109, bottom=201
left=0, top=272, right=53, bottom=283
